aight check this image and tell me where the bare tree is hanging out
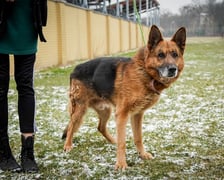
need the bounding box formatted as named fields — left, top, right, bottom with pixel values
left=159, top=0, right=224, bottom=36
left=207, top=0, right=224, bottom=36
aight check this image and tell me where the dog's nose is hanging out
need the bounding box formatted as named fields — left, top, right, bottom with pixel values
left=167, top=65, right=178, bottom=77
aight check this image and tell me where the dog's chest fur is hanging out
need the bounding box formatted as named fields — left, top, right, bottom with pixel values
left=111, top=60, right=161, bottom=112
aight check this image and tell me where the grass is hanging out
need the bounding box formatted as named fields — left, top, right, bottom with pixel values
left=1, top=37, right=224, bottom=179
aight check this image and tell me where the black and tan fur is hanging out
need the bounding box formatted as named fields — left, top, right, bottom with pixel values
left=62, top=25, right=186, bottom=170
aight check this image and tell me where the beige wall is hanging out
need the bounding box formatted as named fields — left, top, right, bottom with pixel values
left=120, top=20, right=130, bottom=52
left=35, top=0, right=150, bottom=71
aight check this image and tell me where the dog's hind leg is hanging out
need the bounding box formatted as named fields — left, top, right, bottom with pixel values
left=63, top=101, right=87, bottom=152
left=92, top=104, right=116, bottom=144
left=131, top=113, right=153, bottom=160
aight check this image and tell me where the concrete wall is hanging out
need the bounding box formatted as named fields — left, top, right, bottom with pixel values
left=34, top=0, right=150, bottom=71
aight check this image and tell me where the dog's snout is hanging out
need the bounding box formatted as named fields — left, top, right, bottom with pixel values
left=158, top=64, right=178, bottom=78
left=168, top=65, right=178, bottom=77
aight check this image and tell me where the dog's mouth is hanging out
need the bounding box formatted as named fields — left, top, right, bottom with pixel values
left=147, top=65, right=179, bottom=95
left=157, top=64, right=178, bottom=79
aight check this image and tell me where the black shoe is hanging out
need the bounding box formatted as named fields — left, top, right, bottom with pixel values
left=0, top=136, right=21, bottom=172
left=0, top=155, right=21, bottom=172
left=21, top=135, right=39, bottom=173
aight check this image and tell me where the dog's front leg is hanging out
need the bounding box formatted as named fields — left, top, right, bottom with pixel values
left=131, top=113, right=153, bottom=159
left=115, top=110, right=129, bottom=170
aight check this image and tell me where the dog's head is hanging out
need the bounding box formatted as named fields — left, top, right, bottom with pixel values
left=144, top=25, right=186, bottom=86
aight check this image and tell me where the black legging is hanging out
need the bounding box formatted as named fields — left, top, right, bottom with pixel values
left=0, top=54, right=36, bottom=134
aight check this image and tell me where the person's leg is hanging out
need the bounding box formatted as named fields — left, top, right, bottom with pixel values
left=14, top=54, right=36, bottom=134
left=0, top=54, right=21, bottom=172
left=0, top=54, right=10, bottom=135
left=14, top=54, right=38, bottom=173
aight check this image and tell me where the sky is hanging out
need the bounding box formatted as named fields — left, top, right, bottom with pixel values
left=158, top=0, right=202, bottom=14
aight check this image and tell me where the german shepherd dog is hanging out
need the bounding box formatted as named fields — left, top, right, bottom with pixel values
left=62, top=25, right=186, bottom=170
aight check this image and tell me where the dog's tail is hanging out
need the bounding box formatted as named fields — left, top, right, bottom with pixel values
left=61, top=125, right=68, bottom=139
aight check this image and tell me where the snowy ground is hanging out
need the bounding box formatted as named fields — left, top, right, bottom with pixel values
left=1, top=38, right=224, bottom=179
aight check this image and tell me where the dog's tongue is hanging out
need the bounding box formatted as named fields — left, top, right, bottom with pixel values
left=149, top=79, right=160, bottom=95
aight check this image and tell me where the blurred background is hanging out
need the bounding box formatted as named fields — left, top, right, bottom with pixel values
left=26, top=0, right=223, bottom=71
left=66, top=0, right=224, bottom=37
left=159, top=0, right=224, bottom=37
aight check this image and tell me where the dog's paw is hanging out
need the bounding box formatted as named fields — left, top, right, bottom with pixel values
left=63, top=144, right=73, bottom=152
left=115, top=161, right=128, bottom=171
left=139, top=151, right=153, bottom=160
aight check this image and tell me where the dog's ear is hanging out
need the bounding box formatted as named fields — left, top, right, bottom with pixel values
left=147, top=25, right=163, bottom=51
left=171, top=27, right=186, bottom=54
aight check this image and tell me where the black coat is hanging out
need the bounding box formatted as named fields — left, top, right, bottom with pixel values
left=0, top=0, right=47, bottom=42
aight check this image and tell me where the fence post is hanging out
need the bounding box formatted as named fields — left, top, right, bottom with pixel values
left=87, top=10, right=93, bottom=59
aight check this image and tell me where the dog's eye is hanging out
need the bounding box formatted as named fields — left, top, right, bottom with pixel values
left=171, top=51, right=178, bottom=58
left=158, top=52, right=166, bottom=59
